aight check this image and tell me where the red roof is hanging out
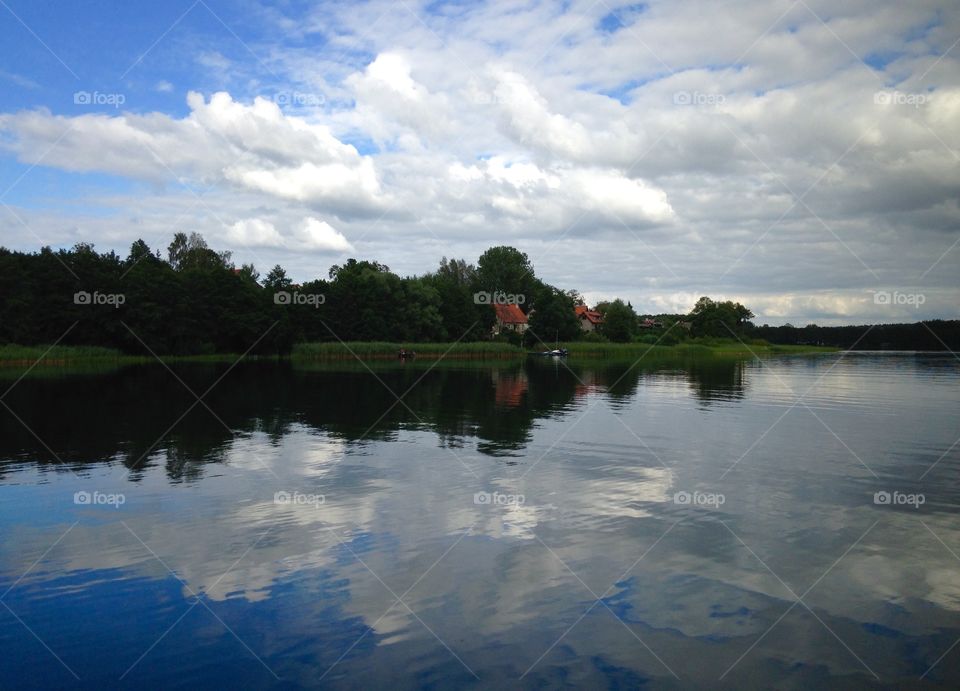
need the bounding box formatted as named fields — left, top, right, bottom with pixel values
left=575, top=305, right=603, bottom=324
left=494, top=303, right=527, bottom=324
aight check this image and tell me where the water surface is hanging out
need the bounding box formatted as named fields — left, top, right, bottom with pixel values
left=1, top=353, right=959, bottom=689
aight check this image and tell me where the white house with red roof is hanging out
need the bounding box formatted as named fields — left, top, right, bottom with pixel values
left=574, top=305, right=603, bottom=332
left=492, top=303, right=528, bottom=335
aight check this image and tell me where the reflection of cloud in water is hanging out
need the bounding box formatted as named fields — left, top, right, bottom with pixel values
left=477, top=501, right=540, bottom=540
left=226, top=426, right=346, bottom=477
left=584, top=466, right=674, bottom=520
left=2, top=352, right=959, bottom=687
left=618, top=515, right=960, bottom=644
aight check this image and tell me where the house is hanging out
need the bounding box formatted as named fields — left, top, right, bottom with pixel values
left=492, top=303, right=528, bottom=335
left=639, top=318, right=663, bottom=329
left=574, top=305, right=603, bottom=332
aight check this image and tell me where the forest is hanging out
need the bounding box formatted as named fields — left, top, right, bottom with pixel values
left=0, top=233, right=955, bottom=355
left=0, top=234, right=595, bottom=355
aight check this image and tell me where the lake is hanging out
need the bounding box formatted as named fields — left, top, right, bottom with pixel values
left=1, top=352, right=959, bottom=689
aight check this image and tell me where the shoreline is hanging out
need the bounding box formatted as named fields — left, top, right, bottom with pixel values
left=0, top=341, right=838, bottom=368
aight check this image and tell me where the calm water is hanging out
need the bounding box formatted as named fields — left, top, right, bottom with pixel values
left=1, top=353, right=959, bottom=689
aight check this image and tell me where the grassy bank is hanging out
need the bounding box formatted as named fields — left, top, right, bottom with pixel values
left=560, top=340, right=836, bottom=359
left=0, top=344, right=125, bottom=367
left=292, top=341, right=523, bottom=360
left=292, top=338, right=834, bottom=361
left=0, top=339, right=835, bottom=368
left=0, top=344, right=269, bottom=368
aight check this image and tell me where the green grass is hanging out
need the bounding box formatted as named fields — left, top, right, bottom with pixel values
left=0, top=338, right=834, bottom=369
left=0, top=344, right=275, bottom=369
left=0, top=344, right=124, bottom=364
left=292, top=341, right=524, bottom=360
left=557, top=339, right=835, bottom=359
left=293, top=338, right=835, bottom=362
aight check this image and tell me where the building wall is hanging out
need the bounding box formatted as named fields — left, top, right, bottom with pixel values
left=493, top=321, right=528, bottom=335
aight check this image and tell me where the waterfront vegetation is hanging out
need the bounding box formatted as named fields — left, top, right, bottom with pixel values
left=0, top=338, right=835, bottom=368
left=292, top=341, right=522, bottom=360
left=0, top=344, right=125, bottom=365
left=1, top=235, right=955, bottom=363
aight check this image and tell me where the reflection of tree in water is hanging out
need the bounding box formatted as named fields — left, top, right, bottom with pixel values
left=684, top=358, right=747, bottom=405
left=0, top=357, right=749, bottom=479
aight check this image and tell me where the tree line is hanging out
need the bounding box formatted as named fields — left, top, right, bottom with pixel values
left=0, top=235, right=597, bottom=355
left=7, top=233, right=948, bottom=355
left=753, top=321, right=960, bottom=350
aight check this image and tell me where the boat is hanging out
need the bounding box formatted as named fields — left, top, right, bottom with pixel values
left=537, top=348, right=568, bottom=357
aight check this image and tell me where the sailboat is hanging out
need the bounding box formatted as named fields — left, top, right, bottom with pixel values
left=538, top=330, right=568, bottom=357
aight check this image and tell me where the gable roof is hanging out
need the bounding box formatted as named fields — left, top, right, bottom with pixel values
left=494, top=303, right=527, bottom=324
left=575, top=305, right=603, bottom=324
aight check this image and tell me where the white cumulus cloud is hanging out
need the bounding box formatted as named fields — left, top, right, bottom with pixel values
left=227, top=217, right=354, bottom=253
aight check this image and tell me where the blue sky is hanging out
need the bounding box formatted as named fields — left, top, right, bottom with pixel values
left=1, top=0, right=958, bottom=324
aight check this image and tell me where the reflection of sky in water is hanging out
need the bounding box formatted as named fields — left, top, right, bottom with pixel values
left=0, top=354, right=959, bottom=687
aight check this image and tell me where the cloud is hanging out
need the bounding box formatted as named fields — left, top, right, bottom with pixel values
left=491, top=69, right=643, bottom=166
left=566, top=168, right=673, bottom=224
left=0, top=0, right=958, bottom=323
left=0, top=69, right=41, bottom=90
left=294, top=217, right=354, bottom=252
left=0, top=91, right=389, bottom=217
left=346, top=51, right=454, bottom=145
left=227, top=216, right=354, bottom=253
left=226, top=218, right=285, bottom=247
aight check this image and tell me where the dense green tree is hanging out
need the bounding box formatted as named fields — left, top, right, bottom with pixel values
left=168, top=232, right=231, bottom=272
left=753, top=320, right=960, bottom=350
left=126, top=239, right=154, bottom=265
left=23, top=239, right=948, bottom=356
left=525, top=288, right=580, bottom=347
left=237, top=263, right=260, bottom=284
left=600, top=299, right=638, bottom=342
left=689, top=296, right=754, bottom=337
left=423, top=257, right=486, bottom=340
left=264, top=265, right=292, bottom=291
left=475, top=246, right=538, bottom=309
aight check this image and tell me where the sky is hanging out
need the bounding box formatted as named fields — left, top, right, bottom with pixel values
left=0, top=0, right=957, bottom=325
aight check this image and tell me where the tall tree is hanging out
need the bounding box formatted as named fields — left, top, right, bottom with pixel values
left=601, top=299, right=638, bottom=342
left=689, top=296, right=754, bottom=337
left=525, top=288, right=580, bottom=347
left=264, top=265, right=292, bottom=291
left=475, top=246, right=537, bottom=309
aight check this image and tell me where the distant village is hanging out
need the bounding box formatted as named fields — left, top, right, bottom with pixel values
left=490, top=303, right=667, bottom=337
